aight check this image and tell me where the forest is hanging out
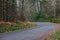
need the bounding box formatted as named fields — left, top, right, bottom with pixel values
left=0, top=0, right=60, bottom=32
left=0, top=0, right=60, bottom=22
left=0, top=0, right=60, bottom=40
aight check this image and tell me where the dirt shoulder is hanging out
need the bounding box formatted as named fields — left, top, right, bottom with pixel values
left=40, top=23, right=60, bottom=40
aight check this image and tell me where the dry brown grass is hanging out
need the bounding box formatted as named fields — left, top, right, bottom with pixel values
left=17, top=21, right=30, bottom=26
left=0, top=22, right=17, bottom=28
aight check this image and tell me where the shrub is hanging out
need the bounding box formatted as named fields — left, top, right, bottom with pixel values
left=48, top=31, right=60, bottom=40
left=0, top=22, right=24, bottom=33
left=30, top=12, right=54, bottom=22
left=10, top=24, right=23, bottom=31
left=0, top=22, right=35, bottom=33
left=0, top=27, right=6, bottom=33
left=52, top=18, right=60, bottom=23
left=0, top=22, right=11, bottom=33
left=30, top=13, right=40, bottom=21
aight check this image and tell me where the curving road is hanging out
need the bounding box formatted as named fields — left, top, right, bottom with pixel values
left=0, top=22, right=56, bottom=40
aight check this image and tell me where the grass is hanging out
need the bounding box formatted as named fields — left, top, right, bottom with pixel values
left=52, top=18, right=60, bottom=23
left=0, top=22, right=36, bottom=33
left=48, top=30, right=60, bottom=40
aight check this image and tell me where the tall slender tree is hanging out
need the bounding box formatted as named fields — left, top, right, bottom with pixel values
left=0, top=0, right=17, bottom=22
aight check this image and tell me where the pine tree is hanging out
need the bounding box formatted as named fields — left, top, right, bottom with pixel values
left=0, top=0, right=17, bottom=22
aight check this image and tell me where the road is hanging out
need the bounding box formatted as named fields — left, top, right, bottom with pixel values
left=0, top=22, right=56, bottom=40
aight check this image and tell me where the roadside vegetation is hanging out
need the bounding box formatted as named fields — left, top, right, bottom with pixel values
left=47, top=30, right=60, bottom=40
left=30, top=13, right=60, bottom=23
left=0, top=22, right=36, bottom=33
left=52, top=18, right=60, bottom=23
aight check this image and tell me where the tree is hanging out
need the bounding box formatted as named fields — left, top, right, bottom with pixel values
left=0, top=0, right=17, bottom=22
left=56, top=0, right=60, bottom=17
left=0, top=0, right=3, bottom=21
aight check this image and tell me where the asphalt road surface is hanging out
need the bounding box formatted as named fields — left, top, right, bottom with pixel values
left=0, top=22, right=56, bottom=40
